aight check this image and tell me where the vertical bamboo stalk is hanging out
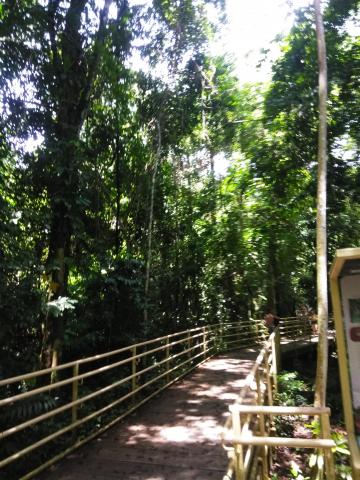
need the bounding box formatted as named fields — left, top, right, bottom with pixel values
left=231, top=407, right=245, bottom=480
left=271, top=335, right=278, bottom=394
left=264, top=352, right=273, bottom=471
left=72, top=363, right=79, bottom=423
left=202, top=327, right=207, bottom=359
left=275, top=326, right=281, bottom=375
left=256, top=369, right=268, bottom=479
left=321, top=412, right=336, bottom=480
left=132, top=346, right=137, bottom=393
left=265, top=355, right=273, bottom=407
left=219, top=323, right=223, bottom=351
left=166, top=337, right=170, bottom=383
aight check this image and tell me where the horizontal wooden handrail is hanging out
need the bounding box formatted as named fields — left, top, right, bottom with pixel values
left=229, top=405, right=331, bottom=416
left=0, top=321, right=260, bottom=386
left=0, top=316, right=327, bottom=480
left=0, top=319, right=272, bottom=479
left=226, top=435, right=336, bottom=449
left=0, top=335, right=206, bottom=406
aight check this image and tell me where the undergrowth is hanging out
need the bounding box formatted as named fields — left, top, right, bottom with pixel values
left=271, top=370, right=352, bottom=480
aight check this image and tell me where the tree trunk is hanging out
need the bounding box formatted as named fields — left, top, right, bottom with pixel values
left=40, top=0, right=115, bottom=369
left=114, top=135, right=124, bottom=256
left=314, top=0, right=329, bottom=408
left=144, top=120, right=162, bottom=327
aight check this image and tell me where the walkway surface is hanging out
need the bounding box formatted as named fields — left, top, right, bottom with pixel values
left=41, top=349, right=258, bottom=480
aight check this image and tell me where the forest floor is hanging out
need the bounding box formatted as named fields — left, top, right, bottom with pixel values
left=270, top=423, right=349, bottom=479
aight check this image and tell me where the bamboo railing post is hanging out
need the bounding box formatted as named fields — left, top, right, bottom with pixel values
left=264, top=352, right=273, bottom=407
left=305, top=315, right=311, bottom=341
left=256, top=369, right=268, bottom=479
left=202, top=327, right=207, bottom=359
left=166, top=337, right=170, bottom=383
left=187, top=331, right=191, bottom=359
left=264, top=352, right=274, bottom=471
left=271, top=334, right=278, bottom=394
left=274, top=326, right=281, bottom=374
left=231, top=406, right=245, bottom=480
left=72, top=362, right=79, bottom=423
left=321, top=412, right=336, bottom=480
left=132, top=346, right=137, bottom=393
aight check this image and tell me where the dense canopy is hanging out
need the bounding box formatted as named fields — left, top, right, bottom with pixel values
left=0, top=0, right=359, bottom=381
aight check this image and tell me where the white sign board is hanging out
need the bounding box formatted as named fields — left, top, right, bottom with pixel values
left=340, top=275, right=360, bottom=435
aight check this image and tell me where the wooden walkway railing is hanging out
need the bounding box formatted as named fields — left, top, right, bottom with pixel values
left=0, top=319, right=266, bottom=480
left=221, top=324, right=336, bottom=480
left=0, top=316, right=333, bottom=480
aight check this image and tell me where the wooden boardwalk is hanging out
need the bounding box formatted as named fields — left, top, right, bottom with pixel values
left=41, top=349, right=258, bottom=480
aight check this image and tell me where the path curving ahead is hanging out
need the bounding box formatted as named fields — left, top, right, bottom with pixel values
left=41, top=349, right=258, bottom=480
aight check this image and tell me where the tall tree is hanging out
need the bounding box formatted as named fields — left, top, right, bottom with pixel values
left=314, top=0, right=329, bottom=407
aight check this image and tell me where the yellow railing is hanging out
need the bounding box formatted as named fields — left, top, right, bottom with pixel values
left=0, top=319, right=266, bottom=480
left=0, top=315, right=328, bottom=479
left=279, top=316, right=313, bottom=339
left=221, top=327, right=336, bottom=480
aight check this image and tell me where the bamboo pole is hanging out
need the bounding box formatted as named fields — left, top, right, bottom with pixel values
left=71, top=362, right=79, bottom=423
left=232, top=408, right=245, bottom=480
left=226, top=436, right=335, bottom=449
left=166, top=337, right=170, bottom=383
left=255, top=370, right=268, bottom=479
left=132, top=346, right=137, bottom=393
left=321, top=412, right=336, bottom=480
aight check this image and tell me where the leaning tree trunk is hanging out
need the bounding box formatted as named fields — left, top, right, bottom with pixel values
left=314, top=0, right=329, bottom=408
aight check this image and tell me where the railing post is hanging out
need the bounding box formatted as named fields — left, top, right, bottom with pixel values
left=256, top=369, right=269, bottom=479
left=321, top=412, right=336, bottom=480
left=202, top=327, right=207, bottom=359
left=275, top=326, right=281, bottom=373
left=264, top=351, right=274, bottom=471
left=72, top=362, right=79, bottom=423
left=187, top=331, right=191, bottom=359
left=264, top=352, right=273, bottom=407
left=132, top=346, right=137, bottom=393
left=270, top=334, right=278, bottom=394
left=231, top=406, right=245, bottom=480
left=166, top=337, right=170, bottom=383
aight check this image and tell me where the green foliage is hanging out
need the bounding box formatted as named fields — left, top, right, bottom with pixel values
left=0, top=1, right=359, bottom=475
left=0, top=395, right=57, bottom=430
left=276, top=371, right=310, bottom=406
left=305, top=421, right=352, bottom=479
left=289, top=460, right=310, bottom=480
left=46, top=297, right=77, bottom=318
left=273, top=371, right=311, bottom=438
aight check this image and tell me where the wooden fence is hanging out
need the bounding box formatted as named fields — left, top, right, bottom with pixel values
left=0, top=315, right=332, bottom=480
left=221, top=327, right=336, bottom=480
left=0, top=319, right=266, bottom=479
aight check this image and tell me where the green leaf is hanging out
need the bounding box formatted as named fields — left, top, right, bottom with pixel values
left=309, top=453, right=317, bottom=468
left=47, top=297, right=77, bottom=317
